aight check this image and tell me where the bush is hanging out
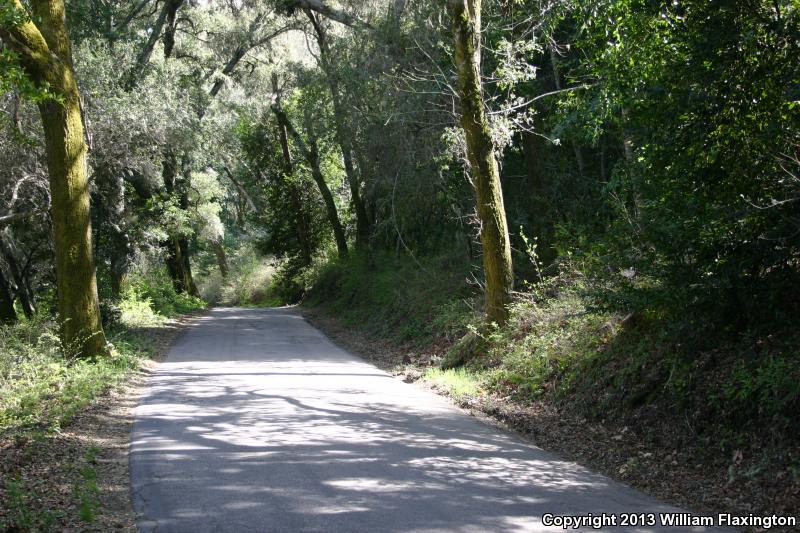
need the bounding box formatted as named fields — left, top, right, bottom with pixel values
left=305, top=250, right=477, bottom=346
left=198, top=244, right=280, bottom=307
left=123, top=268, right=205, bottom=318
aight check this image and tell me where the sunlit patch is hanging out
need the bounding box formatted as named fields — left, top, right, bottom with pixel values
left=324, top=477, right=447, bottom=493
left=132, top=308, right=681, bottom=531
left=222, top=501, right=262, bottom=510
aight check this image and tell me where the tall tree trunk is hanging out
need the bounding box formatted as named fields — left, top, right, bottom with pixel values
left=127, top=0, right=185, bottom=87
left=0, top=235, right=36, bottom=318
left=162, top=0, right=183, bottom=59
left=273, top=74, right=314, bottom=266
left=308, top=136, right=349, bottom=259
left=277, top=122, right=314, bottom=266
left=1, top=0, right=108, bottom=356
left=97, top=165, right=131, bottom=299
left=0, top=267, right=17, bottom=324
left=211, top=239, right=229, bottom=278
left=161, top=150, right=200, bottom=296
left=165, top=236, right=197, bottom=295
left=448, top=0, right=513, bottom=326
left=270, top=103, right=349, bottom=259
left=306, top=11, right=371, bottom=248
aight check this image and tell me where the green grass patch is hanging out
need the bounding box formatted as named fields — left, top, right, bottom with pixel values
left=424, top=367, right=482, bottom=402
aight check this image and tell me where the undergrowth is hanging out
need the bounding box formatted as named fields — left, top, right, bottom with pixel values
left=305, top=250, right=477, bottom=346
left=305, top=252, right=800, bottom=447
left=0, top=270, right=201, bottom=531
left=198, top=244, right=281, bottom=307
left=122, top=269, right=206, bottom=322
left=0, top=275, right=198, bottom=436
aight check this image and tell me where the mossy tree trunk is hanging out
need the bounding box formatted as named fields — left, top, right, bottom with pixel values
left=1, top=0, right=108, bottom=356
left=447, top=0, right=514, bottom=326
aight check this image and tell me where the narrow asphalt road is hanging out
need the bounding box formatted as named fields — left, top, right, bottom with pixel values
left=130, top=307, right=727, bottom=532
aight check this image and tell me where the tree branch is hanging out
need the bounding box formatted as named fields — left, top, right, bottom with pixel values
left=281, top=0, right=372, bottom=30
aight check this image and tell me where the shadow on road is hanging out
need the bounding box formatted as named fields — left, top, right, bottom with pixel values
left=130, top=308, right=723, bottom=533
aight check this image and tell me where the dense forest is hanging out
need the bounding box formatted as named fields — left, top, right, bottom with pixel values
left=1, top=0, right=799, bottom=529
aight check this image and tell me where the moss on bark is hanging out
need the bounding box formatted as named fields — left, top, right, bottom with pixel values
left=447, top=0, right=514, bottom=326
left=1, top=0, right=108, bottom=356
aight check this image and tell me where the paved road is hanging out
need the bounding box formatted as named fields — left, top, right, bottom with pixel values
left=130, top=307, right=727, bottom=532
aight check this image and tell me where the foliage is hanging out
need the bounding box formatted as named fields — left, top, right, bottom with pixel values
left=199, top=244, right=280, bottom=307
left=0, top=315, right=148, bottom=433
left=306, top=250, right=477, bottom=346
left=0, top=476, right=61, bottom=532
left=424, top=367, right=481, bottom=402
left=0, top=0, right=798, bottom=483
left=74, top=447, right=100, bottom=523
left=122, top=268, right=206, bottom=319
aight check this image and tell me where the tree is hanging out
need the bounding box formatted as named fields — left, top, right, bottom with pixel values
left=0, top=265, right=16, bottom=324
left=446, top=0, right=513, bottom=326
left=1, top=0, right=108, bottom=357
left=305, top=10, right=370, bottom=248
left=270, top=98, right=349, bottom=259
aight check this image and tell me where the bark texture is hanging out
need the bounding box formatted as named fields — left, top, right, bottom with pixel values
left=448, top=0, right=513, bottom=326
left=1, top=0, right=108, bottom=356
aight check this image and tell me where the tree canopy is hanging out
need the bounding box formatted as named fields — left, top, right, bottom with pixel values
left=0, top=0, right=797, bottom=347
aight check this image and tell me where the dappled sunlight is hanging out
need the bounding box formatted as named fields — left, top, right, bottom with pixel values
left=131, top=308, right=721, bottom=533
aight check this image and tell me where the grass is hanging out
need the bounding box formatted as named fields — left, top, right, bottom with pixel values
left=75, top=446, right=101, bottom=523
left=423, top=367, right=482, bottom=402
left=1, top=283, right=197, bottom=531
left=306, top=250, right=478, bottom=346
left=0, top=317, right=150, bottom=434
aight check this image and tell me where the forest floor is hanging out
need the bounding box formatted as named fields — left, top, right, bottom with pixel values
left=0, top=312, right=201, bottom=532
left=304, top=308, right=799, bottom=533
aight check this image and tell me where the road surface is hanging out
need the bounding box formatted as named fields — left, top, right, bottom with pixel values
left=130, top=307, right=727, bottom=532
